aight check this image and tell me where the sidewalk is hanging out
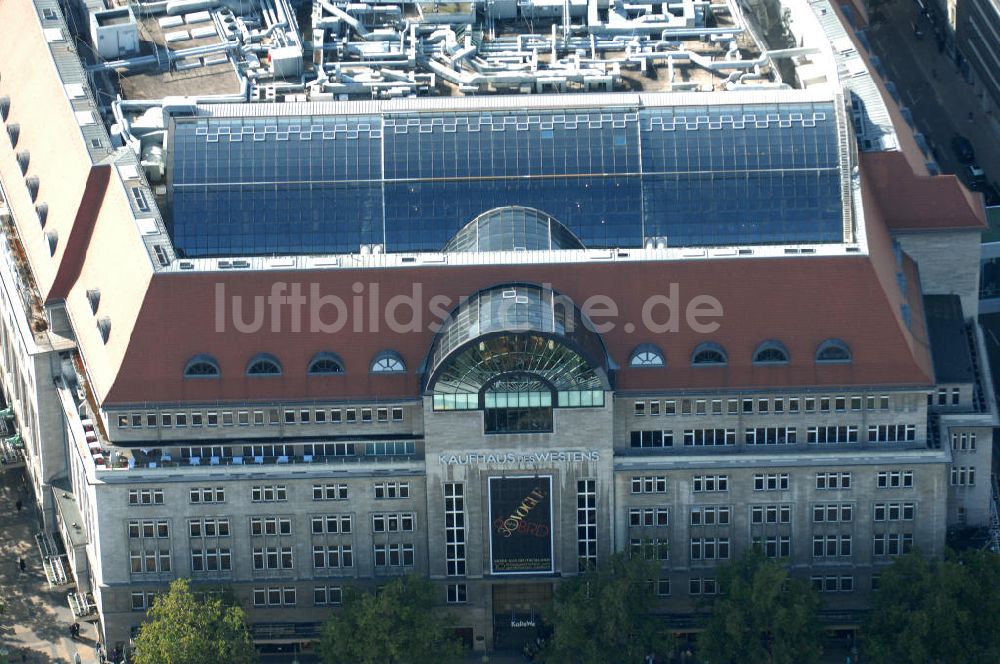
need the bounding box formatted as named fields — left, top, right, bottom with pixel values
left=0, top=468, right=99, bottom=663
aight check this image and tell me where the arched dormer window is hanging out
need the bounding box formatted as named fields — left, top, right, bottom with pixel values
left=753, top=340, right=789, bottom=365
left=691, top=342, right=728, bottom=366
left=370, top=350, right=405, bottom=374
left=815, top=339, right=852, bottom=364
left=246, top=353, right=282, bottom=376
left=628, top=344, right=665, bottom=368
left=184, top=354, right=220, bottom=378
left=308, top=352, right=345, bottom=375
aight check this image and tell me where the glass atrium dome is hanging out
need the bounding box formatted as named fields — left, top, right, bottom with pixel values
left=426, top=284, right=611, bottom=432
left=443, top=206, right=585, bottom=253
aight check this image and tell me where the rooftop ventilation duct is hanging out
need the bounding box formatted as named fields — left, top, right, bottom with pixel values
left=25, top=175, right=39, bottom=201
left=0, top=95, right=9, bottom=121
left=6, top=122, right=18, bottom=147
left=96, top=316, right=111, bottom=343
left=35, top=203, right=47, bottom=227
left=86, top=289, right=100, bottom=314
left=16, top=150, right=29, bottom=174
left=44, top=229, right=58, bottom=256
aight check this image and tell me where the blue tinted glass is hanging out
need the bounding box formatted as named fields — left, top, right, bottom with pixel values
left=168, top=102, right=843, bottom=256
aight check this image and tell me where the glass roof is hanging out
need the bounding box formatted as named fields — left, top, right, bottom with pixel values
left=168, top=102, right=844, bottom=257
left=426, top=284, right=610, bottom=394
left=443, top=206, right=585, bottom=252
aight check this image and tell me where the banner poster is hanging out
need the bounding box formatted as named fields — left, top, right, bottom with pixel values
left=489, top=476, right=554, bottom=574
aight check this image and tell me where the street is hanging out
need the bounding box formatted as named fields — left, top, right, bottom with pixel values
left=0, top=469, right=99, bottom=663
left=866, top=0, right=1000, bottom=197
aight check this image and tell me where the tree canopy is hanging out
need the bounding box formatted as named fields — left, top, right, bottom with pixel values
left=132, top=579, right=258, bottom=664
left=540, top=552, right=672, bottom=664
left=863, top=549, right=1000, bottom=664
left=698, top=547, right=823, bottom=664
left=318, top=575, right=463, bottom=664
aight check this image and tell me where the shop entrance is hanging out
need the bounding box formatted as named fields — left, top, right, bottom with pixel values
left=491, top=582, right=553, bottom=653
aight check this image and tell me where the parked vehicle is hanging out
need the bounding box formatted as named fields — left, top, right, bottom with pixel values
left=952, top=135, right=976, bottom=164
left=965, top=164, right=986, bottom=190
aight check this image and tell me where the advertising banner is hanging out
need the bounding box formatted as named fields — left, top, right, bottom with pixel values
left=489, top=476, right=554, bottom=574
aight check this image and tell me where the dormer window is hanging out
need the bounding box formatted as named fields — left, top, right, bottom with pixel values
left=246, top=353, right=282, bottom=376
left=371, top=351, right=405, bottom=374
left=691, top=342, right=727, bottom=366
left=184, top=355, right=220, bottom=378
left=753, top=341, right=789, bottom=365
left=629, top=344, right=665, bottom=368
left=308, top=352, right=345, bottom=375
left=815, top=339, right=852, bottom=364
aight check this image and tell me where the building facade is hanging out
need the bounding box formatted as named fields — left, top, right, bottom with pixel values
left=0, top=0, right=995, bottom=657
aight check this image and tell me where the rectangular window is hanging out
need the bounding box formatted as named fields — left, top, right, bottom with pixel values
left=850, top=396, right=862, bottom=411
left=391, top=407, right=404, bottom=422
left=751, top=535, right=791, bottom=558
left=374, top=482, right=410, bottom=499
left=876, top=471, right=915, bottom=489
left=128, top=489, right=165, bottom=506
left=373, top=543, right=415, bottom=568
left=663, top=401, right=676, bottom=415
left=361, top=408, right=373, bottom=423
left=630, top=476, right=668, bottom=494
left=812, top=535, right=852, bottom=558
left=577, top=480, right=597, bottom=571
left=313, top=515, right=354, bottom=534
left=312, top=545, right=354, bottom=569
left=251, top=485, right=288, bottom=503
left=873, top=533, right=913, bottom=557
left=445, top=483, right=467, bottom=576
left=815, top=472, right=852, bottom=490
left=690, top=506, right=731, bottom=526
left=690, top=538, right=730, bottom=561
left=314, top=586, right=343, bottom=606
left=331, top=409, right=342, bottom=423
left=629, top=430, right=674, bottom=448
left=812, top=504, right=854, bottom=523
left=689, top=578, right=718, bottom=596
left=727, top=399, right=739, bottom=415
left=788, top=398, right=800, bottom=413
left=447, top=584, right=467, bottom=604
left=950, top=466, right=976, bottom=486
left=634, top=402, right=646, bottom=416
left=253, top=411, right=264, bottom=425
left=312, top=484, right=349, bottom=501
left=692, top=475, right=728, bottom=493
left=752, top=473, right=789, bottom=491
left=682, top=428, right=735, bottom=447
left=750, top=505, right=791, bottom=524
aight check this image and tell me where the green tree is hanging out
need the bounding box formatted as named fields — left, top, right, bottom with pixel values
left=318, top=575, right=462, bottom=664
left=698, top=547, right=823, bottom=664
left=863, top=550, right=1000, bottom=664
left=133, top=578, right=257, bottom=664
left=540, top=551, right=672, bottom=664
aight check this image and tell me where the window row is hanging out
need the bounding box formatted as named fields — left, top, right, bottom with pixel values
left=628, top=507, right=670, bottom=527
left=628, top=339, right=852, bottom=368
left=183, top=351, right=405, bottom=378
left=127, top=520, right=169, bottom=539
left=629, top=423, right=918, bottom=448
left=811, top=576, right=854, bottom=593
left=951, top=466, right=976, bottom=486
left=633, top=392, right=891, bottom=417
left=951, top=432, right=977, bottom=452
left=118, top=405, right=405, bottom=429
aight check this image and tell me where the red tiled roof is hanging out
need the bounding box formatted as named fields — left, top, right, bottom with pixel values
left=860, top=152, right=987, bottom=231
left=96, top=247, right=934, bottom=405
